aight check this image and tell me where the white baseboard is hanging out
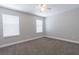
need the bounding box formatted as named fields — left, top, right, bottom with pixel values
left=0, top=35, right=79, bottom=48
left=0, top=36, right=43, bottom=48
left=46, top=35, right=79, bottom=44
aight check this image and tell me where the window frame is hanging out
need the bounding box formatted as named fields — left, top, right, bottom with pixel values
left=2, top=14, right=20, bottom=38
left=36, top=19, right=43, bottom=33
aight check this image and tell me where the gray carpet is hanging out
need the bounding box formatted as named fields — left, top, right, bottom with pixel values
left=0, top=37, right=79, bottom=55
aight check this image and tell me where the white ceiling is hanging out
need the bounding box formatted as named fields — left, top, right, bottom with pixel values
left=0, top=4, right=79, bottom=17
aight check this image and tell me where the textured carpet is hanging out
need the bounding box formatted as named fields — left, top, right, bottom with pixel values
left=0, top=37, right=79, bottom=55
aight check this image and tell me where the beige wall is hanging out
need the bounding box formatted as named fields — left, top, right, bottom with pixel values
left=46, top=7, right=79, bottom=42
left=0, top=7, right=45, bottom=45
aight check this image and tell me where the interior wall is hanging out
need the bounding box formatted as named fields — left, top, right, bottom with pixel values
left=46, top=7, right=79, bottom=42
left=0, top=7, right=45, bottom=45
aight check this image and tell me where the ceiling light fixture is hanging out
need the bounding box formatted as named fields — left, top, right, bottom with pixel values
left=38, top=4, right=48, bottom=12
left=38, top=4, right=51, bottom=12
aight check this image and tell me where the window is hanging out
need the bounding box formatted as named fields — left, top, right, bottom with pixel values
left=36, top=19, right=43, bottom=33
left=2, top=14, right=20, bottom=37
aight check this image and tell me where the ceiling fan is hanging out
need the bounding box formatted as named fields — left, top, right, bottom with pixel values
left=38, top=4, right=51, bottom=12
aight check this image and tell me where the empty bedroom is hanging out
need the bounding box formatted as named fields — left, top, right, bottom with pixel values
left=0, top=4, right=79, bottom=55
